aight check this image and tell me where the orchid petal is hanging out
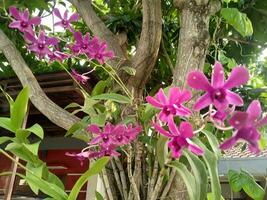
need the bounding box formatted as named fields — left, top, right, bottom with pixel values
left=175, top=105, right=192, bottom=117
left=219, top=137, right=237, bottom=150
left=256, top=115, right=267, bottom=128
left=158, top=111, right=169, bottom=122
left=168, top=87, right=180, bottom=104
left=224, top=66, right=249, bottom=89
left=211, top=61, right=225, bottom=88
left=22, top=10, right=29, bottom=21
left=63, top=10, right=68, bottom=20
left=24, top=32, right=37, bottom=43
left=178, top=89, right=192, bottom=103
left=153, top=123, right=173, bottom=138
left=53, top=8, right=62, bottom=19
left=69, top=13, right=79, bottom=22
left=146, top=96, right=163, bottom=108
left=179, top=122, right=193, bottom=138
left=156, top=88, right=168, bottom=104
left=226, top=90, right=243, bottom=106
left=187, top=140, right=204, bottom=155
left=8, top=21, right=21, bottom=29
left=247, top=100, right=261, bottom=121
left=89, top=136, right=102, bottom=145
left=47, top=37, right=58, bottom=46
left=9, top=7, right=20, bottom=19
left=87, top=124, right=101, bottom=134
left=74, top=31, right=83, bottom=43
left=29, top=16, right=41, bottom=25
left=168, top=118, right=180, bottom=136
left=187, top=71, right=212, bottom=91
left=229, top=112, right=249, bottom=129
left=38, top=31, right=46, bottom=42
left=193, top=93, right=212, bottom=111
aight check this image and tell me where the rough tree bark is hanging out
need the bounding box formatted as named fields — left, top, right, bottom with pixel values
left=0, top=30, right=80, bottom=130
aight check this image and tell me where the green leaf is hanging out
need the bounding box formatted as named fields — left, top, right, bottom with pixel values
left=168, top=161, right=196, bottom=200
left=91, top=113, right=106, bottom=127
left=184, top=150, right=208, bottom=200
left=221, top=8, right=253, bottom=37
left=91, top=93, right=131, bottom=104
left=15, top=129, right=31, bottom=141
left=0, top=117, right=15, bottom=133
left=23, top=142, right=40, bottom=156
left=122, top=66, right=136, bottom=76
left=10, top=87, right=29, bottom=129
left=194, top=138, right=221, bottom=200
left=207, top=193, right=225, bottom=200
left=201, top=129, right=221, bottom=158
left=15, top=172, right=67, bottom=200
left=95, top=191, right=105, bottom=200
left=92, top=80, right=108, bottom=96
left=0, top=136, right=12, bottom=145
left=228, top=170, right=265, bottom=200
left=26, top=162, right=44, bottom=195
left=67, top=157, right=109, bottom=200
left=26, top=124, right=44, bottom=139
left=64, top=102, right=81, bottom=109
left=156, top=135, right=168, bottom=169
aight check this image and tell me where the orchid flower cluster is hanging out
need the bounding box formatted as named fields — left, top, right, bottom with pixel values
left=8, top=7, right=114, bottom=83
left=67, top=123, right=142, bottom=163
left=147, top=61, right=267, bottom=158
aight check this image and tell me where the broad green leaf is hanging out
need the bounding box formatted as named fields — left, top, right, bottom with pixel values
left=0, top=117, right=15, bottom=133
left=122, top=66, right=136, bottom=76
left=15, top=129, right=31, bottom=142
left=10, top=87, right=29, bottom=129
left=26, top=162, right=44, bottom=194
left=95, top=191, right=105, bottom=200
left=184, top=150, right=208, bottom=200
left=168, top=161, right=196, bottom=200
left=64, top=102, right=81, bottom=110
left=207, top=193, right=225, bottom=200
left=221, top=8, right=253, bottom=37
left=16, top=172, right=67, bottom=200
left=156, top=135, right=168, bottom=169
left=67, top=157, right=109, bottom=200
left=42, top=166, right=65, bottom=191
left=91, top=113, right=106, bottom=127
left=228, top=170, right=265, bottom=200
left=83, top=97, right=98, bottom=116
left=65, top=121, right=87, bottom=136
left=91, top=93, right=131, bottom=104
left=194, top=138, right=221, bottom=200
left=201, top=129, right=221, bottom=158
left=92, top=80, right=108, bottom=96
left=23, top=142, right=40, bottom=156
left=26, top=124, right=44, bottom=139
left=0, top=136, right=12, bottom=145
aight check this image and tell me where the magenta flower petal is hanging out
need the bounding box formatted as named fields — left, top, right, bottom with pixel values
left=211, top=61, right=225, bottom=88
left=225, top=90, right=243, bottom=106
left=228, top=112, right=249, bottom=129
left=22, top=10, right=29, bottom=21
left=187, top=71, right=212, bottom=91
left=256, top=115, right=267, bottom=128
left=175, top=105, right=192, bottom=116
left=220, top=137, right=237, bottom=150
left=24, top=32, right=36, bottom=43
left=69, top=13, right=79, bottom=22
left=187, top=140, right=204, bottom=155
left=63, top=10, right=68, bottom=19
left=223, top=66, right=249, bottom=89
left=153, top=123, right=173, bottom=137
left=9, top=7, right=20, bottom=19
left=89, top=136, right=102, bottom=145
left=146, top=96, right=163, bottom=108
left=46, top=37, right=58, bottom=46
left=179, top=122, right=193, bottom=138
left=193, top=93, right=212, bottom=111
left=156, top=88, right=168, bottom=105
left=247, top=100, right=261, bottom=121
left=178, top=90, right=192, bottom=103
left=28, top=16, right=41, bottom=25
left=53, top=8, right=62, bottom=19
left=9, top=21, right=21, bottom=29
left=168, top=118, right=180, bottom=136
left=169, top=87, right=180, bottom=104
left=87, top=124, right=101, bottom=134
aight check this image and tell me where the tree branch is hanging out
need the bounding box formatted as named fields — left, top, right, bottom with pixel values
left=127, top=0, right=162, bottom=97
left=68, top=0, right=126, bottom=67
left=0, top=29, right=80, bottom=130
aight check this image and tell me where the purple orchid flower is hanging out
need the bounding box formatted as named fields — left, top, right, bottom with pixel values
left=86, top=36, right=114, bottom=64
left=124, top=124, right=142, bottom=141
left=154, top=120, right=203, bottom=158
left=71, top=69, right=90, bottom=84
left=48, top=50, right=68, bottom=63
left=87, top=144, right=120, bottom=159
left=220, top=100, right=267, bottom=153
left=9, top=7, right=41, bottom=34
left=70, top=31, right=91, bottom=54
left=53, top=8, right=79, bottom=31
left=24, top=31, right=58, bottom=59
left=146, top=87, right=192, bottom=123
left=187, top=61, right=249, bottom=111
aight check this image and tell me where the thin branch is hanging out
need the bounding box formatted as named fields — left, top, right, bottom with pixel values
left=220, top=36, right=267, bottom=48
left=127, top=146, right=140, bottom=200
left=0, top=29, right=79, bottom=130
left=111, top=159, right=124, bottom=200
left=102, top=168, right=114, bottom=200
left=147, top=160, right=159, bottom=200
left=114, top=157, right=128, bottom=200
left=160, top=168, right=176, bottom=199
